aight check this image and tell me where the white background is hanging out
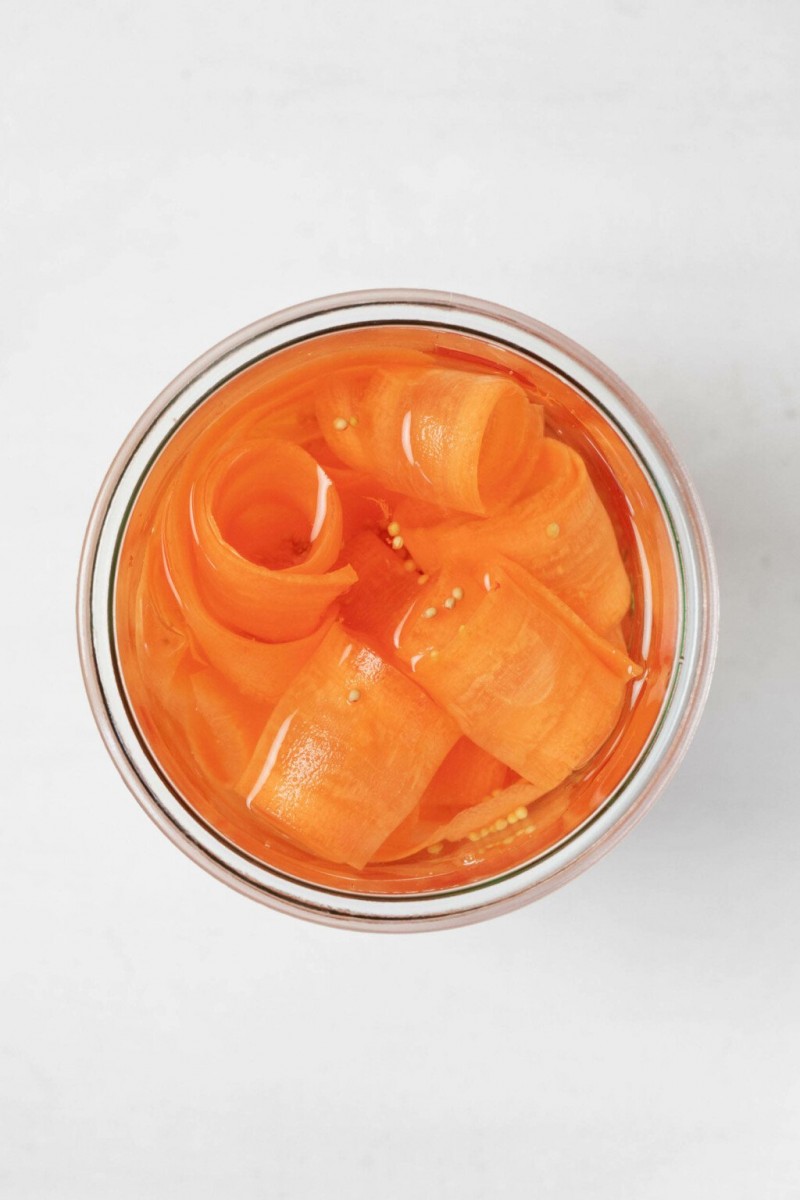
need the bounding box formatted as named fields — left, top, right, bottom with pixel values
left=2, top=2, right=799, bottom=1197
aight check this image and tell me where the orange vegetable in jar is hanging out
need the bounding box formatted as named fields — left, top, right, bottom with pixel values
left=394, top=558, right=641, bottom=793
left=315, top=366, right=544, bottom=514
left=397, top=437, right=632, bottom=635
left=114, top=325, right=672, bottom=896
left=238, top=623, right=458, bottom=868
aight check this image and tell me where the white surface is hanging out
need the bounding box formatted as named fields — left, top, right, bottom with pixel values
left=2, top=2, right=798, bottom=1197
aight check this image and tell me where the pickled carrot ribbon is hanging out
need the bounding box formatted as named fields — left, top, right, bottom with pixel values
left=161, top=492, right=337, bottom=705
left=316, top=366, right=544, bottom=515
left=179, top=438, right=355, bottom=642
left=237, top=624, right=459, bottom=868
left=399, top=438, right=632, bottom=634
left=373, top=738, right=509, bottom=861
left=131, top=436, right=360, bottom=778
left=133, top=538, right=268, bottom=786
left=375, top=778, right=575, bottom=862
left=395, top=559, right=641, bottom=794
left=337, top=530, right=423, bottom=659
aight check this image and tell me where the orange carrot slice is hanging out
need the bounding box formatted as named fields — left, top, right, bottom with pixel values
left=399, top=437, right=632, bottom=633
left=159, top=504, right=336, bottom=705
left=372, top=777, right=575, bottom=863
left=373, top=738, right=509, bottom=861
left=185, top=439, right=356, bottom=642
left=414, top=737, right=510, bottom=823
left=316, top=366, right=544, bottom=515
left=181, top=666, right=268, bottom=787
left=338, top=531, right=422, bottom=658
left=435, top=779, right=562, bottom=846
left=133, top=531, right=188, bottom=687
left=237, top=623, right=459, bottom=868
left=395, top=559, right=641, bottom=792
left=133, top=545, right=268, bottom=786
left=303, top=438, right=400, bottom=542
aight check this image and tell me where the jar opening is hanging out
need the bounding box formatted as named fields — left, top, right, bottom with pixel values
left=79, top=291, right=717, bottom=928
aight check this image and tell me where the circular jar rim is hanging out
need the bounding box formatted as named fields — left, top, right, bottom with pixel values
left=77, top=288, right=719, bottom=931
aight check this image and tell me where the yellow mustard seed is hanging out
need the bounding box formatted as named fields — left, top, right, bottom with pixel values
left=346, top=688, right=361, bottom=704
left=333, top=416, right=349, bottom=431
left=387, top=521, right=401, bottom=537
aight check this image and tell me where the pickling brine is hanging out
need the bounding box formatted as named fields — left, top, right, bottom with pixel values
left=115, top=325, right=677, bottom=894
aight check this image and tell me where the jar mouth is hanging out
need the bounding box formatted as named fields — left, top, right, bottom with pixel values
left=77, top=288, right=719, bottom=931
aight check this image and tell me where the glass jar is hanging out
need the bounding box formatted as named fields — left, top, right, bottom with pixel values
left=77, top=289, right=718, bottom=930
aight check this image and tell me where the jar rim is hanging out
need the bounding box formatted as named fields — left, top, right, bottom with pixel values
left=77, top=288, right=719, bottom=931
